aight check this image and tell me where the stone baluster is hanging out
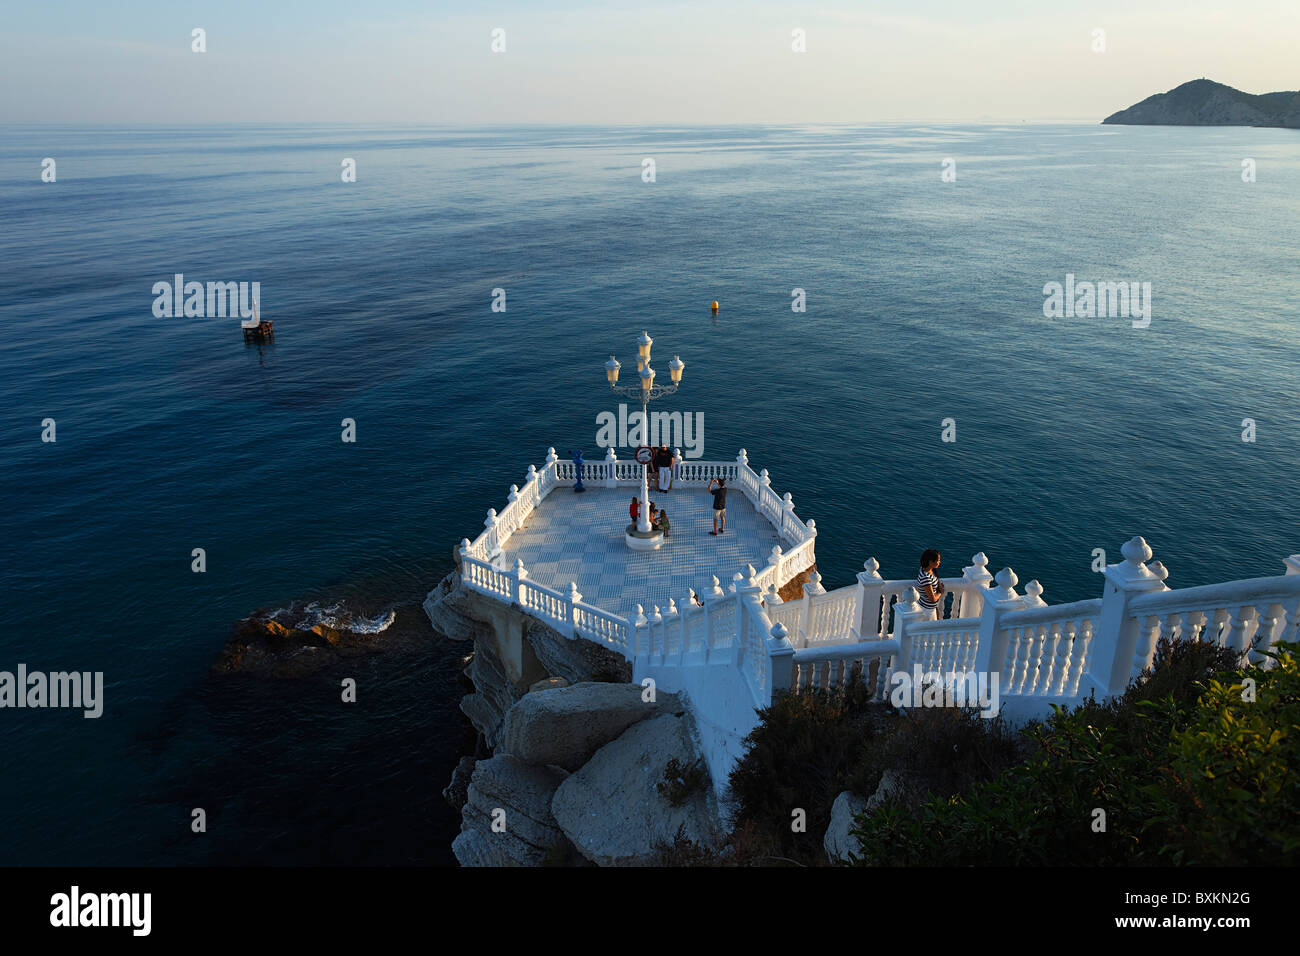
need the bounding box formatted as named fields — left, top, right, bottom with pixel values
left=782, top=492, right=795, bottom=537
left=1223, top=605, right=1253, bottom=663
left=1274, top=595, right=1300, bottom=651
left=1046, top=620, right=1073, bottom=696
left=1131, top=611, right=1166, bottom=679
left=1245, top=602, right=1279, bottom=664
left=1066, top=619, right=1095, bottom=697
left=1088, top=536, right=1165, bottom=697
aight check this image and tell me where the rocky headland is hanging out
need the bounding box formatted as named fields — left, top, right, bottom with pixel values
left=1103, top=79, right=1300, bottom=128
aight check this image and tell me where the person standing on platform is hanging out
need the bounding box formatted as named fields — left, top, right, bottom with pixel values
left=915, top=549, right=944, bottom=620
left=707, top=477, right=727, bottom=535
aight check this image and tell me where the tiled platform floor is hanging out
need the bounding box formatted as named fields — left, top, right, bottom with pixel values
left=500, top=485, right=781, bottom=620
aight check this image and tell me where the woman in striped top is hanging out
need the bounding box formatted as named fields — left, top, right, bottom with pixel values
left=915, top=549, right=944, bottom=620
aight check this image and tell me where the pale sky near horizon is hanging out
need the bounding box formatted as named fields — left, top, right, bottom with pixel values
left=2, top=0, right=1296, bottom=124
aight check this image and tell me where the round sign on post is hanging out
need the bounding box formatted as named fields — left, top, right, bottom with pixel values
left=634, top=445, right=655, bottom=465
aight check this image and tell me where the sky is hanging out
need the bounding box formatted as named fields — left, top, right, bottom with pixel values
left=1, top=0, right=1297, bottom=124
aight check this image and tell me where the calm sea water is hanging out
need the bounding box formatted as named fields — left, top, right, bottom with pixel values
left=2, top=124, right=1298, bottom=865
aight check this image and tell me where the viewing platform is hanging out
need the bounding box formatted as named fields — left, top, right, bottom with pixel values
left=500, top=484, right=781, bottom=621
left=455, top=445, right=1300, bottom=795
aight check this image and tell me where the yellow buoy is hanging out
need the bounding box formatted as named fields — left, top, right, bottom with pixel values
left=711, top=300, right=719, bottom=314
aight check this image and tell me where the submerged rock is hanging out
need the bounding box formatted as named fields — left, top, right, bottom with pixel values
left=551, top=713, right=720, bottom=866
left=500, top=681, right=685, bottom=772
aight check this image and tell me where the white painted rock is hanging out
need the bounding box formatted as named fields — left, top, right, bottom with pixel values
left=551, top=713, right=718, bottom=866
left=500, top=681, right=683, bottom=772
left=452, top=755, right=571, bottom=867
left=823, top=791, right=869, bottom=863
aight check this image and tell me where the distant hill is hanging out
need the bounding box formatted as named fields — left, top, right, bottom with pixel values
left=1103, top=79, right=1300, bottom=128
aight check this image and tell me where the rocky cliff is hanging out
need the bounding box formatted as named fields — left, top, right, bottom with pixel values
left=1102, top=79, right=1300, bottom=128
left=424, top=570, right=724, bottom=865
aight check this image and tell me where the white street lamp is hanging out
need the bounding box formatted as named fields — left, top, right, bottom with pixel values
left=606, top=331, right=685, bottom=548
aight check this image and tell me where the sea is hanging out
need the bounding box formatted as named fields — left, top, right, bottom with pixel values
left=1, top=123, right=1297, bottom=865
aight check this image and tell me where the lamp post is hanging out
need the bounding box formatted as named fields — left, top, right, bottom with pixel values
left=605, top=331, right=685, bottom=548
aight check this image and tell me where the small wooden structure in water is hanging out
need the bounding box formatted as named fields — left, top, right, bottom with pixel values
left=241, top=300, right=273, bottom=342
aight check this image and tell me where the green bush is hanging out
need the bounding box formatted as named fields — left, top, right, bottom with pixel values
left=849, top=640, right=1297, bottom=866
left=657, top=757, right=709, bottom=807
left=727, top=672, right=880, bottom=865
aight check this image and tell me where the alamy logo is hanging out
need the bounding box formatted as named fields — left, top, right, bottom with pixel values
left=1042, top=273, right=1151, bottom=328
left=50, top=886, right=151, bottom=936
left=595, top=403, right=704, bottom=458
left=889, top=666, right=1000, bottom=718
left=152, top=274, right=260, bottom=319
left=0, top=665, right=103, bottom=718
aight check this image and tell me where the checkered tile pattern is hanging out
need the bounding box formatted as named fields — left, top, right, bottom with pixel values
left=501, top=485, right=782, bottom=619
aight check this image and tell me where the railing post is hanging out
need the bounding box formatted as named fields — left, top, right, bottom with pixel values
left=736, top=566, right=764, bottom=668
left=633, top=604, right=648, bottom=660
left=605, top=447, right=618, bottom=488
left=960, top=553, right=993, bottom=617
left=766, top=546, right=782, bottom=588
left=513, top=558, right=527, bottom=605
left=856, top=558, right=885, bottom=639
left=767, top=622, right=795, bottom=699
left=1089, top=536, right=1165, bottom=697
left=782, top=492, right=795, bottom=537
left=484, top=508, right=501, bottom=561
left=1023, top=580, right=1046, bottom=608
left=672, top=447, right=681, bottom=488
left=565, top=582, right=582, bottom=640
left=1285, top=554, right=1300, bottom=575
left=971, top=568, right=1026, bottom=693
left=802, top=568, right=825, bottom=642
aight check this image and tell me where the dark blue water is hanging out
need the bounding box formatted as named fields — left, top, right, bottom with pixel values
left=2, top=124, right=1298, bottom=865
